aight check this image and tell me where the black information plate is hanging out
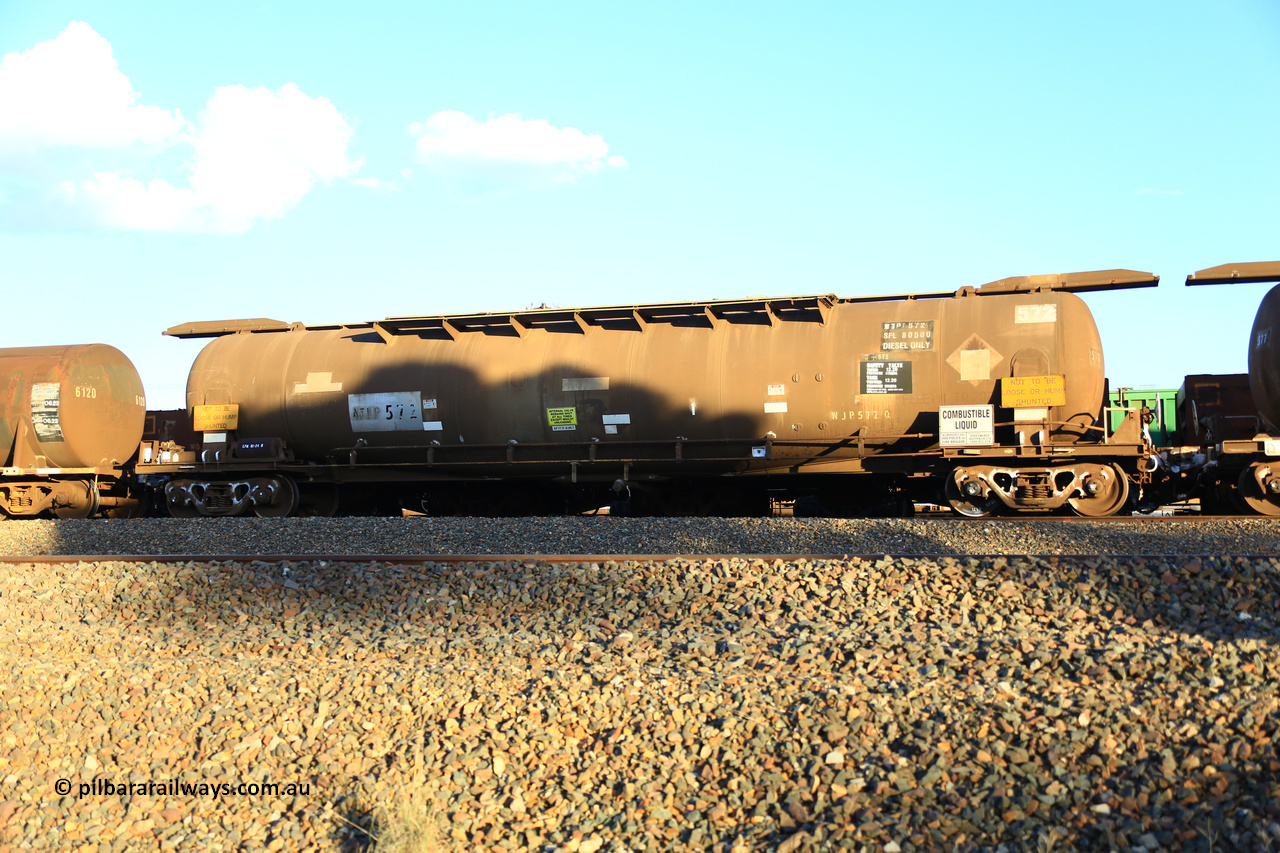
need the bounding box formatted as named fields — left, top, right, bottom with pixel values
left=860, top=361, right=913, bottom=394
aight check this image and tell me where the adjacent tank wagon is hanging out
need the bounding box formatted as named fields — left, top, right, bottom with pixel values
left=148, top=269, right=1158, bottom=518
left=1185, top=261, right=1280, bottom=514
left=0, top=344, right=147, bottom=518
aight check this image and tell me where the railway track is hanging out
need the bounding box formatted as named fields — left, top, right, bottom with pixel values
left=0, top=552, right=846, bottom=565
left=3, top=512, right=1279, bottom=565
left=1, top=548, right=1277, bottom=567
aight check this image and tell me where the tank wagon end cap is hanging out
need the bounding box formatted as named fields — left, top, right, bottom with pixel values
left=1185, top=262, right=1280, bottom=286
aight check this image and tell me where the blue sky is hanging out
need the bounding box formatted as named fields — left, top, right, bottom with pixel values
left=2, top=1, right=1278, bottom=408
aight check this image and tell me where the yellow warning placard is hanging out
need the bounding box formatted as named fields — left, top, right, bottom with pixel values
left=546, top=407, right=577, bottom=431
left=194, top=404, right=240, bottom=431
left=1001, top=375, right=1066, bottom=408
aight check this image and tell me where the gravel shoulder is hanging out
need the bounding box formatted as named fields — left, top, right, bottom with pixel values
left=0, top=521, right=1278, bottom=851
left=2, top=515, right=1280, bottom=557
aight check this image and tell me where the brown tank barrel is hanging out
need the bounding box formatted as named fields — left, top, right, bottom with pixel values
left=1248, top=283, right=1280, bottom=433
left=180, top=289, right=1106, bottom=458
left=1193, top=263, right=1280, bottom=434
left=0, top=345, right=146, bottom=470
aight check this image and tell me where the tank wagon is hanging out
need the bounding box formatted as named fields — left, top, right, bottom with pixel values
left=0, top=344, right=147, bottom=518
left=141, top=269, right=1159, bottom=519
left=1185, top=261, right=1280, bottom=514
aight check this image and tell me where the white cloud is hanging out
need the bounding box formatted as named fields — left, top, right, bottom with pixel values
left=0, top=23, right=361, bottom=233
left=409, top=110, right=626, bottom=193
left=352, top=177, right=396, bottom=192
left=186, top=83, right=361, bottom=229
left=72, top=172, right=201, bottom=231
left=0, top=21, right=187, bottom=152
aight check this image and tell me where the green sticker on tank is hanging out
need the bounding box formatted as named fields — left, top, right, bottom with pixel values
left=547, top=407, right=577, bottom=431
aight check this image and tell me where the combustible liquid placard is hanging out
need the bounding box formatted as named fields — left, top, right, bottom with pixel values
left=939, top=405, right=994, bottom=447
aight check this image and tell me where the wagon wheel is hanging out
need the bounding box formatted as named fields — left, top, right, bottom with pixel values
left=52, top=481, right=99, bottom=519
left=944, top=472, right=1000, bottom=518
left=1067, top=464, right=1130, bottom=517
left=1225, top=477, right=1253, bottom=515
left=1236, top=464, right=1280, bottom=516
left=253, top=476, right=300, bottom=518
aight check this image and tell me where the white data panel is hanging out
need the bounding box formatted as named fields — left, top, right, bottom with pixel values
left=349, top=392, right=424, bottom=432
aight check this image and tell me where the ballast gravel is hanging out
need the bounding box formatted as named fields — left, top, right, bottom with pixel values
left=3, top=514, right=1280, bottom=557
left=0, top=521, right=1278, bottom=852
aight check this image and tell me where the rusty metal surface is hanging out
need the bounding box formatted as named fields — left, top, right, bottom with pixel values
left=0, top=344, right=146, bottom=470
left=1186, top=262, right=1280, bottom=286
left=143, top=408, right=199, bottom=448
left=0, top=553, right=855, bottom=565
left=1176, top=374, right=1258, bottom=444
left=177, top=285, right=1109, bottom=478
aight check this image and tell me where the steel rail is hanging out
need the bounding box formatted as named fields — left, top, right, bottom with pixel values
left=887, top=513, right=1220, bottom=521
left=0, top=551, right=1265, bottom=566
left=0, top=553, right=865, bottom=565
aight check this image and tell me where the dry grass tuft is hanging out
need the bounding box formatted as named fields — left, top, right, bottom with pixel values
left=367, top=794, right=443, bottom=853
